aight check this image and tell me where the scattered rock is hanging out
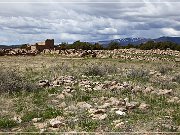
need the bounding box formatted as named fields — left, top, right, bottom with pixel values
left=144, top=86, right=154, bottom=93
left=56, top=94, right=65, bottom=100
left=76, top=102, right=92, bottom=109
left=132, top=85, right=142, bottom=93
left=114, top=122, right=125, bottom=129
left=33, top=122, right=47, bottom=129
left=98, top=103, right=111, bottom=109
left=49, top=116, right=64, bottom=128
left=138, top=103, right=150, bottom=110
left=157, top=89, right=172, bottom=96
left=126, top=101, right=139, bottom=109
left=13, top=116, right=22, bottom=124
left=115, top=110, right=126, bottom=116
left=167, top=97, right=179, bottom=103
left=39, top=80, right=50, bottom=87
left=92, top=113, right=107, bottom=120
left=58, top=102, right=67, bottom=108
left=49, top=119, right=61, bottom=128
left=32, top=118, right=42, bottom=123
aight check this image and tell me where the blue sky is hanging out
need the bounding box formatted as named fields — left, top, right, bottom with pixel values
left=0, top=0, right=180, bottom=45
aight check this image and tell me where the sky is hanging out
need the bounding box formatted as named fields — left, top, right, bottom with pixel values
left=0, top=0, right=180, bottom=45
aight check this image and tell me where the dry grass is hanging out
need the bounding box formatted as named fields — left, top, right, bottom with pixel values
left=0, top=55, right=179, bottom=132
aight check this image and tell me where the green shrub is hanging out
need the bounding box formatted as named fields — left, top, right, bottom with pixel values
left=0, top=68, right=37, bottom=92
left=126, top=68, right=149, bottom=80
left=157, top=66, right=172, bottom=75
left=0, top=118, right=17, bottom=128
left=172, top=74, right=180, bottom=84
left=83, top=63, right=117, bottom=76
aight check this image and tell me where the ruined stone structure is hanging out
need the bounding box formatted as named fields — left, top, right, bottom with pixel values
left=35, top=39, right=54, bottom=52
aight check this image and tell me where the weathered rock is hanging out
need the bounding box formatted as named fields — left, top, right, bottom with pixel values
left=89, top=109, right=106, bottom=114
left=93, top=85, right=103, bottom=91
left=114, top=122, right=125, bottom=129
left=76, top=102, right=92, bottom=109
left=65, top=105, right=78, bottom=111
left=138, top=103, right=150, bottom=110
left=144, top=86, right=154, bottom=93
left=167, top=97, right=179, bottom=103
left=32, top=118, right=42, bottom=123
left=39, top=80, right=50, bottom=87
left=91, top=113, right=107, bottom=120
left=33, top=122, right=47, bottom=129
left=98, top=103, right=111, bottom=109
left=49, top=116, right=64, bottom=128
left=126, top=101, right=139, bottom=109
left=56, top=94, right=65, bottom=100
left=132, top=85, right=142, bottom=93
left=58, top=102, right=67, bottom=108
left=13, top=115, right=22, bottom=124
left=115, top=110, right=126, bottom=116
left=49, top=119, right=61, bottom=128
left=107, top=97, right=124, bottom=106
left=157, top=89, right=172, bottom=96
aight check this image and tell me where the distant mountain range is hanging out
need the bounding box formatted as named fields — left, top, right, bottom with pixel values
left=1, top=36, right=180, bottom=49
left=98, top=36, right=180, bottom=46
left=0, top=45, right=21, bottom=49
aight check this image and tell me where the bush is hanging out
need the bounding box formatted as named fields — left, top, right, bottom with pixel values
left=157, top=66, right=172, bottom=75
left=0, top=118, right=17, bottom=128
left=172, top=74, right=180, bottom=84
left=83, top=63, right=117, bottom=76
left=126, top=68, right=149, bottom=80
left=0, top=68, right=37, bottom=92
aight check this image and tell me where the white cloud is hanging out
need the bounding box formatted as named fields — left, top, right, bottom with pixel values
left=98, top=28, right=118, bottom=34
left=0, top=1, right=180, bottom=44
left=162, top=28, right=180, bottom=36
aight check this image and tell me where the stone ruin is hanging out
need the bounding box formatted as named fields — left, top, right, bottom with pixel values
left=0, top=39, right=55, bottom=56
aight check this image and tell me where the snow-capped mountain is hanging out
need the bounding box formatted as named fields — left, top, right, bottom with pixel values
left=98, top=37, right=180, bottom=46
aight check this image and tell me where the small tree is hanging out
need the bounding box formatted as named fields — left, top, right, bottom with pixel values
left=107, top=41, right=120, bottom=50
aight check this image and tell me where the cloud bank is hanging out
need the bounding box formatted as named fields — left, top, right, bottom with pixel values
left=0, top=0, right=180, bottom=44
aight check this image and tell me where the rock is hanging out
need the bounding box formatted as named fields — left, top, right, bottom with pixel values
left=89, top=109, right=106, bottom=114
left=115, top=110, right=126, bottom=116
left=58, top=102, right=66, bottom=108
left=33, top=122, right=47, bottom=129
left=49, top=116, right=64, bottom=128
left=56, top=94, right=65, bottom=100
left=99, top=114, right=107, bottom=120
left=126, top=102, right=139, bottom=109
left=39, top=80, right=50, bottom=87
left=76, top=102, right=92, bottom=109
left=51, top=100, right=59, bottom=104
left=157, top=89, right=172, bottom=96
left=32, top=118, right=42, bottom=123
left=144, top=86, right=154, bottom=93
left=93, top=85, right=103, bottom=91
left=167, top=97, right=179, bottom=103
left=138, top=103, right=150, bottom=110
left=122, top=82, right=129, bottom=88
left=132, top=86, right=142, bottom=93
left=52, top=80, right=62, bottom=86
left=124, top=97, right=129, bottom=103
left=114, top=122, right=125, bottom=129
left=92, top=113, right=107, bottom=120
left=65, top=105, right=78, bottom=111
left=49, top=119, right=61, bottom=128
left=13, top=116, right=22, bottom=124
left=98, top=103, right=111, bottom=109
left=108, top=97, right=124, bottom=106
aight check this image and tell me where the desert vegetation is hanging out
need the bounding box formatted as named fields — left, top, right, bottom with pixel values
left=0, top=52, right=180, bottom=133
